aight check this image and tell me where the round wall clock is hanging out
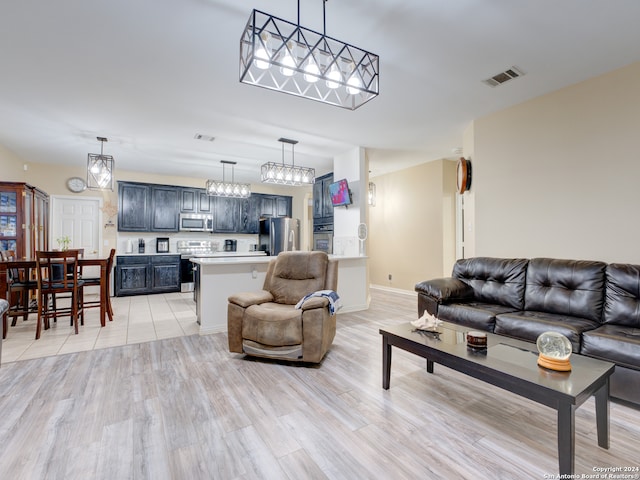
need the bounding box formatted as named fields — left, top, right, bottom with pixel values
left=66, top=176, right=87, bottom=193
left=456, top=157, right=472, bottom=194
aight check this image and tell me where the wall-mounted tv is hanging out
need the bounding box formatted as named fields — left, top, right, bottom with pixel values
left=329, top=178, right=352, bottom=207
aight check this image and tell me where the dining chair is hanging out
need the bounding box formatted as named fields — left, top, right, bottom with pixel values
left=51, top=248, right=84, bottom=312
left=1, top=250, right=38, bottom=339
left=80, top=248, right=116, bottom=322
left=35, top=250, right=84, bottom=339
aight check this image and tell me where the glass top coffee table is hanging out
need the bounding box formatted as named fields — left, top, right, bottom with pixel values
left=379, top=322, right=615, bottom=476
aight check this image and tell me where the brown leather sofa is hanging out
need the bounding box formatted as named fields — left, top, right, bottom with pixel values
left=228, top=251, right=338, bottom=363
left=415, top=257, right=640, bottom=406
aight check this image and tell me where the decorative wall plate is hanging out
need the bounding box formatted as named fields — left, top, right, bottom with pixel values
left=456, top=157, right=472, bottom=194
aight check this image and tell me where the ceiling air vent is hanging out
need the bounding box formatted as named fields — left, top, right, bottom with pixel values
left=194, top=133, right=215, bottom=142
left=482, top=66, right=525, bottom=87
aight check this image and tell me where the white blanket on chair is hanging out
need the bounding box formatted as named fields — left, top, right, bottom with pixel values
left=295, top=290, right=342, bottom=315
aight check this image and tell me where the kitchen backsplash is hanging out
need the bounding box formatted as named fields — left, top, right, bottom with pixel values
left=117, top=232, right=259, bottom=254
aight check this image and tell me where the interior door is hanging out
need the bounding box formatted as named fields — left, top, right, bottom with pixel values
left=50, top=196, right=102, bottom=257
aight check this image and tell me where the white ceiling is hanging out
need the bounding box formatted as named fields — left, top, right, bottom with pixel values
left=2, top=0, right=640, bottom=184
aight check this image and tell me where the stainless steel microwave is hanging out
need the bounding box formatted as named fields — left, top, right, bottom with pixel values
left=179, top=213, right=213, bottom=232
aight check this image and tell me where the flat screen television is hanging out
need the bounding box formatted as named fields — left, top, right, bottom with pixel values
left=329, top=178, right=352, bottom=207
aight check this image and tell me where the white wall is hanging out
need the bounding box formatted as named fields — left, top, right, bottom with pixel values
left=333, top=147, right=366, bottom=257
left=471, top=61, right=640, bottom=264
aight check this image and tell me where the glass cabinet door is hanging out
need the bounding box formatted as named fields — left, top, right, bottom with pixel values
left=0, top=190, right=18, bottom=253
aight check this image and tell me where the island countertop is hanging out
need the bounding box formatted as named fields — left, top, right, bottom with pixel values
left=190, top=254, right=367, bottom=266
left=193, top=254, right=368, bottom=334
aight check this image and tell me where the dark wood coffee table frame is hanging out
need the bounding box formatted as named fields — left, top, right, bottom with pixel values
left=380, top=322, right=615, bottom=476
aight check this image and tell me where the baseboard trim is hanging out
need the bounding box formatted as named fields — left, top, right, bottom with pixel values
left=370, top=284, right=417, bottom=297
left=199, top=325, right=227, bottom=335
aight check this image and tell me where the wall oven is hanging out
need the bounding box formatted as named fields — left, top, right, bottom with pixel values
left=179, top=213, right=213, bottom=232
left=313, top=223, right=333, bottom=254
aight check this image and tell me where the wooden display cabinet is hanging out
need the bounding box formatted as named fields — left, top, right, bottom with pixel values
left=0, top=182, right=49, bottom=259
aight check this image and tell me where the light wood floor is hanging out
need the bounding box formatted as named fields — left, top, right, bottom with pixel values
left=0, top=288, right=638, bottom=479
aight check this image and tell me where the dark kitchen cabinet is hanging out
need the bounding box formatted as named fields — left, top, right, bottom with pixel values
left=151, top=185, right=179, bottom=232
left=180, top=188, right=211, bottom=214
left=313, top=173, right=334, bottom=220
left=118, top=182, right=150, bottom=231
left=238, top=195, right=262, bottom=234
left=115, top=256, right=150, bottom=296
left=259, top=194, right=292, bottom=218
left=118, top=182, right=179, bottom=232
left=212, top=196, right=239, bottom=233
left=150, top=255, right=181, bottom=293
left=115, top=255, right=181, bottom=296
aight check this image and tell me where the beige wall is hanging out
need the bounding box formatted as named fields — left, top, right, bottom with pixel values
left=368, top=158, right=456, bottom=291
left=471, top=60, right=640, bottom=264
left=1, top=143, right=28, bottom=181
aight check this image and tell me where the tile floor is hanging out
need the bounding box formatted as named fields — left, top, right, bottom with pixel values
left=1, top=291, right=198, bottom=363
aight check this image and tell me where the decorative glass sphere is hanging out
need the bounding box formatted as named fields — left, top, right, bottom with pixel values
left=536, top=331, right=572, bottom=361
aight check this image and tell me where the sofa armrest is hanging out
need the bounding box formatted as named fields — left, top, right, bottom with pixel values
left=415, top=278, right=474, bottom=303
left=228, top=290, right=274, bottom=308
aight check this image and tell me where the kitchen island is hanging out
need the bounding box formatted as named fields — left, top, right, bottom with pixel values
left=191, top=254, right=368, bottom=334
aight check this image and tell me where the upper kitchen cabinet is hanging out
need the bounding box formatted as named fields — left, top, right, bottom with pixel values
left=212, top=196, right=240, bottom=233
left=179, top=187, right=212, bottom=214
left=260, top=194, right=292, bottom=218
left=118, top=182, right=150, bottom=231
left=238, top=195, right=261, bottom=234
left=313, top=173, right=333, bottom=221
left=150, top=185, right=179, bottom=232
left=118, top=181, right=179, bottom=232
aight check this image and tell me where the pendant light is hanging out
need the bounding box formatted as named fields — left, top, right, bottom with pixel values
left=261, top=138, right=315, bottom=186
left=87, top=136, right=114, bottom=191
left=206, top=161, right=251, bottom=198
left=240, top=0, right=379, bottom=110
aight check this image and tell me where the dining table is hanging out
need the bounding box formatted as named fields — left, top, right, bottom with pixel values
left=0, top=255, right=111, bottom=334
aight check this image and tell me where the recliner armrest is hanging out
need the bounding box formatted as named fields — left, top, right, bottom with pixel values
left=415, top=278, right=474, bottom=303
left=299, top=297, right=329, bottom=311
left=228, top=290, right=274, bottom=308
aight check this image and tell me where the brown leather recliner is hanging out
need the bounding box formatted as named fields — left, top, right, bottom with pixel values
left=227, top=251, right=338, bottom=363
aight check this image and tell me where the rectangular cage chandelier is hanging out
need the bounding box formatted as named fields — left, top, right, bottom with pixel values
left=262, top=138, right=315, bottom=186
left=239, top=1, right=379, bottom=110
left=206, top=160, right=251, bottom=198
left=87, top=136, right=114, bottom=191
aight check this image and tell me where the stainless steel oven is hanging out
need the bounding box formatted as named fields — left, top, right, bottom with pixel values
left=313, top=223, right=333, bottom=254
left=179, top=213, right=213, bottom=232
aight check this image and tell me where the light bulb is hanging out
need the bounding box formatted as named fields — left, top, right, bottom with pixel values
left=280, top=42, right=296, bottom=77
left=303, top=57, right=320, bottom=83
left=254, top=32, right=270, bottom=70
left=347, top=75, right=363, bottom=95
left=326, top=63, right=342, bottom=89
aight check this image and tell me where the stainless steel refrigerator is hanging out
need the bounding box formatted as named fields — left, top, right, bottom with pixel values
left=259, top=217, right=300, bottom=256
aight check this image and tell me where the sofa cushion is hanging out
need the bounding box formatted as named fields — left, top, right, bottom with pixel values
left=452, top=257, right=529, bottom=309
left=437, top=302, right=520, bottom=332
left=603, top=263, right=640, bottom=327
left=494, top=311, right=600, bottom=353
left=524, top=258, right=606, bottom=323
left=581, top=324, right=640, bottom=370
